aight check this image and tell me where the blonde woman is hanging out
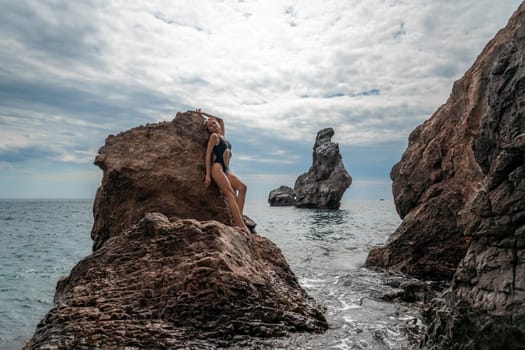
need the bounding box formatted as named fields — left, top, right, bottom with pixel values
left=197, top=109, right=249, bottom=233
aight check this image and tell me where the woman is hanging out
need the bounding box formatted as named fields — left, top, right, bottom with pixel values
left=197, top=109, right=249, bottom=233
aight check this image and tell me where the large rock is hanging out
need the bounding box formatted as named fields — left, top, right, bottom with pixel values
left=91, top=111, right=232, bottom=251
left=294, top=128, right=352, bottom=209
left=268, top=185, right=296, bottom=206
left=24, top=214, right=328, bottom=349
left=368, top=2, right=525, bottom=349
left=424, top=4, right=525, bottom=348
left=365, top=71, right=484, bottom=279
left=25, top=112, right=328, bottom=348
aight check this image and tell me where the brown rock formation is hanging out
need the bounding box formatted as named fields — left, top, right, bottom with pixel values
left=25, top=214, right=328, bottom=349
left=424, top=4, right=525, bottom=348
left=294, top=128, right=352, bottom=209
left=367, top=2, right=525, bottom=348
left=365, top=5, right=525, bottom=281
left=365, top=74, right=483, bottom=279
left=26, top=112, right=328, bottom=348
left=91, top=111, right=232, bottom=250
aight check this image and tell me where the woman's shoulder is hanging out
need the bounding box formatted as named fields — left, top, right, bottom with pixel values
left=208, top=133, right=220, bottom=143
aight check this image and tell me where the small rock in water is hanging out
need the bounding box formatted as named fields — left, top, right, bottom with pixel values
left=268, top=186, right=296, bottom=206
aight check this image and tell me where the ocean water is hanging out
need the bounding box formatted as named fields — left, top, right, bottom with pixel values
left=0, top=199, right=425, bottom=349
left=0, top=200, right=94, bottom=349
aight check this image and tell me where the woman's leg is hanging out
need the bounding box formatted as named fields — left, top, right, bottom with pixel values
left=226, top=172, right=247, bottom=215
left=211, top=163, right=249, bottom=232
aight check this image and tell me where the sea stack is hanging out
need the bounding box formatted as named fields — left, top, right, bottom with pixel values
left=24, top=112, right=328, bottom=349
left=294, top=128, right=352, bottom=209
left=367, top=3, right=525, bottom=348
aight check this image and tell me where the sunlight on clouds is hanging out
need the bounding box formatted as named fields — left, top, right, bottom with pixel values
left=0, top=0, right=522, bottom=197
left=3, top=0, right=521, bottom=148
left=51, top=149, right=97, bottom=164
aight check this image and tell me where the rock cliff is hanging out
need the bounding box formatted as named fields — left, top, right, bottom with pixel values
left=26, top=113, right=328, bottom=349
left=368, top=2, right=525, bottom=348
left=425, top=4, right=525, bottom=348
left=294, top=128, right=352, bottom=209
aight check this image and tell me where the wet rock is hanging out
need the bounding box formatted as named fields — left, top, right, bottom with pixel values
left=294, top=128, right=352, bottom=209
left=243, top=214, right=257, bottom=233
left=268, top=186, right=296, bottom=206
left=381, top=277, right=447, bottom=305
left=25, top=214, right=328, bottom=349
left=367, top=3, right=525, bottom=349
left=91, top=111, right=233, bottom=251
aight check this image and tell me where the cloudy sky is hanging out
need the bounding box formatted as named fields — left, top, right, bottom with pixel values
left=0, top=0, right=522, bottom=200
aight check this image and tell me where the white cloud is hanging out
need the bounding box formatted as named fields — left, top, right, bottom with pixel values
left=235, top=153, right=299, bottom=165
left=0, top=161, right=14, bottom=171
left=0, top=0, right=521, bottom=166
left=32, top=168, right=101, bottom=182
left=241, top=172, right=298, bottom=185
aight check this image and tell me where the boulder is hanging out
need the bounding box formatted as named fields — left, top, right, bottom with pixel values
left=294, top=128, right=352, bottom=209
left=268, top=186, right=296, bottom=206
left=91, top=111, right=232, bottom=251
left=367, top=2, right=525, bottom=348
left=25, top=112, right=328, bottom=348
left=24, top=214, right=328, bottom=349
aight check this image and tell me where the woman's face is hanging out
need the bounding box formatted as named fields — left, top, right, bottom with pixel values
left=206, top=118, right=220, bottom=133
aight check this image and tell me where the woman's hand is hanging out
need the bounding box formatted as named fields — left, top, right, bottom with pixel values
left=204, top=174, right=212, bottom=188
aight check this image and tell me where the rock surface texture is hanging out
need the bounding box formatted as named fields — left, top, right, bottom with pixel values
left=369, top=3, right=525, bottom=349
left=268, top=186, right=296, bottom=206
left=91, top=111, right=232, bottom=251
left=294, top=128, right=352, bottom=209
left=25, top=214, right=328, bottom=349
left=26, top=113, right=328, bottom=349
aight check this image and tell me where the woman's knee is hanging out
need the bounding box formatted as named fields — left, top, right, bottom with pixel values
left=230, top=176, right=247, bottom=192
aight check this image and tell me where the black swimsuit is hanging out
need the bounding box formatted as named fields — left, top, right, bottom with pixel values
left=213, top=136, right=231, bottom=172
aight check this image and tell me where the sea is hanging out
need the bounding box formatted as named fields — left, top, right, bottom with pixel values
left=0, top=199, right=426, bottom=350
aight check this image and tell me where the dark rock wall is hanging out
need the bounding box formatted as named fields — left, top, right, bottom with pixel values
left=425, top=4, right=525, bottom=348
left=366, top=3, right=525, bottom=282
left=366, top=2, right=525, bottom=348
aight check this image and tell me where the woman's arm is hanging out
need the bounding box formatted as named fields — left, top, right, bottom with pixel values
left=204, top=133, right=218, bottom=188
